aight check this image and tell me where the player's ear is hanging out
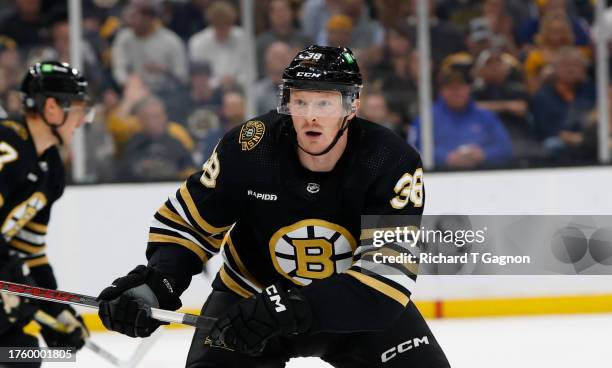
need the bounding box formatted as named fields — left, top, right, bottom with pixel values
left=43, top=97, right=63, bottom=124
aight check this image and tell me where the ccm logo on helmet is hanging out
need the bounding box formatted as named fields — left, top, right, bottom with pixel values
left=265, top=285, right=287, bottom=313
left=296, top=72, right=321, bottom=78
left=381, top=336, right=429, bottom=363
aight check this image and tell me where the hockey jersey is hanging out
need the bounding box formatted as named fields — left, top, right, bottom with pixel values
left=147, top=111, right=424, bottom=332
left=0, top=117, right=64, bottom=289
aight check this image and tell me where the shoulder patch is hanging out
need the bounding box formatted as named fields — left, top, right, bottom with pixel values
left=238, top=120, right=265, bottom=151
left=1, top=120, right=29, bottom=141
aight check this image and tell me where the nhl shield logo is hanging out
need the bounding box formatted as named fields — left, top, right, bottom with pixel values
left=306, top=183, right=320, bottom=194
left=239, top=120, right=265, bottom=151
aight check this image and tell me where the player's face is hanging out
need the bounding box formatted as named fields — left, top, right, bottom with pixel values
left=56, top=101, right=89, bottom=145
left=290, top=89, right=354, bottom=153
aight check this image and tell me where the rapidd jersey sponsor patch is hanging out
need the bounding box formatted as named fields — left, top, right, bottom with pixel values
left=239, top=120, right=265, bottom=151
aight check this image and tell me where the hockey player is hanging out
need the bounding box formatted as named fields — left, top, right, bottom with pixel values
left=0, top=62, right=91, bottom=363
left=98, top=45, right=450, bottom=367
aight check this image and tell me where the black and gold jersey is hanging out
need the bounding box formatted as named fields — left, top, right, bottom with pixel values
left=0, top=117, right=64, bottom=289
left=147, top=111, right=424, bottom=332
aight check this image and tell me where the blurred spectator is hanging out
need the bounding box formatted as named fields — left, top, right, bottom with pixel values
left=466, top=16, right=516, bottom=58
left=45, top=11, right=105, bottom=97
left=254, top=41, right=293, bottom=115
left=0, top=36, right=22, bottom=116
left=516, top=0, right=590, bottom=48
left=166, top=0, right=209, bottom=41
left=369, top=25, right=418, bottom=124
left=479, top=0, right=519, bottom=55
left=316, top=0, right=384, bottom=55
left=112, top=0, right=188, bottom=93
left=360, top=91, right=401, bottom=135
left=116, top=95, right=196, bottom=182
left=221, top=91, right=246, bottom=130
left=530, top=47, right=595, bottom=155
left=561, top=85, right=612, bottom=162
left=174, top=61, right=224, bottom=124
left=472, top=48, right=538, bottom=160
left=188, top=0, right=249, bottom=88
left=106, top=74, right=194, bottom=158
left=406, top=0, right=466, bottom=65
left=256, top=0, right=309, bottom=79
left=523, top=11, right=590, bottom=94
left=187, top=108, right=224, bottom=165
left=0, top=0, right=48, bottom=49
left=466, top=18, right=496, bottom=58
left=411, top=61, right=512, bottom=169
left=301, top=0, right=344, bottom=41
left=324, top=15, right=353, bottom=48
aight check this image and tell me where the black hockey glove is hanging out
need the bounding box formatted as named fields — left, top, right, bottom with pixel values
left=0, top=256, right=38, bottom=333
left=210, top=283, right=312, bottom=355
left=97, top=265, right=182, bottom=338
left=39, top=306, right=89, bottom=351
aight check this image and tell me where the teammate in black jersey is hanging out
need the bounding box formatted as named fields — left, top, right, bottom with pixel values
left=0, top=62, right=91, bottom=365
left=98, top=45, right=450, bottom=368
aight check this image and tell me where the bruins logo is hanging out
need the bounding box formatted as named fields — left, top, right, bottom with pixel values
left=238, top=121, right=265, bottom=151
left=269, top=219, right=357, bottom=286
left=1, top=192, right=47, bottom=240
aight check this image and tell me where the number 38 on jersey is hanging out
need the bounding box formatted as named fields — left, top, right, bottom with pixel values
left=390, top=168, right=423, bottom=209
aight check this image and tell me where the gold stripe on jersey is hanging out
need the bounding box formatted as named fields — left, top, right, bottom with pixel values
left=219, top=266, right=253, bottom=298
left=148, top=233, right=209, bottom=262
left=158, top=203, right=188, bottom=228
left=0, top=193, right=3, bottom=208
left=178, top=183, right=232, bottom=235
left=345, top=269, right=409, bottom=307
left=9, top=239, right=45, bottom=254
left=226, top=235, right=263, bottom=288
left=155, top=204, right=223, bottom=253
left=25, top=256, right=49, bottom=268
left=24, top=221, right=48, bottom=234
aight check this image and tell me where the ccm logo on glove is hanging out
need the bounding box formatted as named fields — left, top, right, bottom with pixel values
left=265, top=285, right=286, bottom=312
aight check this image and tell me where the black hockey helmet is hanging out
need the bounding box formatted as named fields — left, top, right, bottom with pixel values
left=21, top=61, right=89, bottom=113
left=278, top=45, right=363, bottom=116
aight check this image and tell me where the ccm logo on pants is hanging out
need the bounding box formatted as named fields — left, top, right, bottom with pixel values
left=265, top=285, right=286, bottom=312
left=381, top=336, right=429, bottom=363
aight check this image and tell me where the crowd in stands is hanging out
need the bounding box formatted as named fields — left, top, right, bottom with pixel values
left=0, top=0, right=609, bottom=182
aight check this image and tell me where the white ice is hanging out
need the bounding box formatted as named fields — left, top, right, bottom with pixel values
left=42, top=313, right=612, bottom=367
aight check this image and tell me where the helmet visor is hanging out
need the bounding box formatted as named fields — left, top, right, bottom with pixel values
left=278, top=88, right=354, bottom=118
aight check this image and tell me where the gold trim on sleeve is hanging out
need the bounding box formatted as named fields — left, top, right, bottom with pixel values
left=345, top=269, right=409, bottom=307
left=148, top=233, right=208, bottom=262
left=219, top=266, right=253, bottom=298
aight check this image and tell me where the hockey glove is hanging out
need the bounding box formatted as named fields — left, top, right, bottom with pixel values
left=0, top=256, right=38, bottom=333
left=210, top=283, right=312, bottom=355
left=97, top=265, right=182, bottom=338
left=40, top=306, right=89, bottom=351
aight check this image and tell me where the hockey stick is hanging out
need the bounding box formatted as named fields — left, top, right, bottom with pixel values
left=34, top=310, right=123, bottom=367
left=0, top=280, right=216, bottom=331
left=35, top=310, right=161, bottom=368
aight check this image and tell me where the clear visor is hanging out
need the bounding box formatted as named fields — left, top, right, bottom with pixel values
left=278, top=88, right=354, bottom=118
left=63, top=103, right=96, bottom=124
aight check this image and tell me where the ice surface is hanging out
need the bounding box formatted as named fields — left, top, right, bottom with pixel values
left=42, top=313, right=612, bottom=367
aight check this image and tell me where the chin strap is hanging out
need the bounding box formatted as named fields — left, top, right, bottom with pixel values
left=40, top=109, right=69, bottom=146
left=296, top=115, right=350, bottom=157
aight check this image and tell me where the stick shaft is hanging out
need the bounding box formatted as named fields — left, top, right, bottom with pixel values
left=0, top=280, right=216, bottom=329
